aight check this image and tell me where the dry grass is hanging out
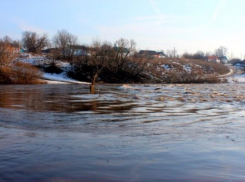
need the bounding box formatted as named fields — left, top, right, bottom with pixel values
left=0, top=42, right=18, bottom=66
left=141, top=58, right=229, bottom=83
left=0, top=62, right=42, bottom=84
left=149, top=58, right=229, bottom=74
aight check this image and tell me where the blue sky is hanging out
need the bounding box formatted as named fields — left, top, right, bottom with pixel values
left=1, top=0, right=245, bottom=58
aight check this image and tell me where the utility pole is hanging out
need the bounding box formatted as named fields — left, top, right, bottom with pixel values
left=174, top=47, right=175, bottom=58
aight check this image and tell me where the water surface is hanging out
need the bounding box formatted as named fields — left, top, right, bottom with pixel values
left=1, top=84, right=245, bottom=181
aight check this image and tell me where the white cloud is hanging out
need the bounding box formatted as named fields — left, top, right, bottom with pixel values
left=149, top=0, right=162, bottom=16
left=205, top=0, right=226, bottom=27
left=12, top=17, right=47, bottom=34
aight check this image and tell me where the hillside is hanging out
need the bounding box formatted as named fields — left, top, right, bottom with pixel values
left=19, top=54, right=230, bottom=84
left=139, top=58, right=230, bottom=83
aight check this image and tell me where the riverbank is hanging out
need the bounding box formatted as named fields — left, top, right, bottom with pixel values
left=18, top=54, right=231, bottom=84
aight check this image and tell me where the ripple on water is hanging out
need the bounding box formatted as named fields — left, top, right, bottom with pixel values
left=1, top=84, right=245, bottom=181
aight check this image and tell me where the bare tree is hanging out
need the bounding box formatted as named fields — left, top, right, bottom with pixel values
left=215, top=46, right=228, bottom=57
left=193, top=51, right=205, bottom=59
left=166, top=50, right=172, bottom=57
left=113, top=38, right=136, bottom=74
left=183, top=51, right=205, bottom=60
left=2, top=36, right=12, bottom=44
left=48, top=48, right=61, bottom=65
left=230, top=52, right=234, bottom=60
left=53, top=30, right=78, bottom=59
left=89, top=40, right=113, bottom=86
left=72, top=38, right=151, bottom=90
left=72, top=39, right=113, bottom=92
left=166, top=49, right=177, bottom=58
left=0, top=40, right=17, bottom=66
left=128, top=51, right=152, bottom=76
left=88, top=38, right=149, bottom=84
left=182, top=52, right=190, bottom=59
left=22, top=31, right=50, bottom=53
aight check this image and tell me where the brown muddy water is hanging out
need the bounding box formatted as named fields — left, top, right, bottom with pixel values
left=1, top=84, right=245, bottom=181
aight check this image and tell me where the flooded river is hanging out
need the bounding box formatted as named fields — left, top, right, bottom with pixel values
left=1, top=84, right=245, bottom=181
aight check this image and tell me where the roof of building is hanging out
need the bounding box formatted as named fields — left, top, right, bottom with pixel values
left=207, top=56, right=220, bottom=60
left=139, top=50, right=165, bottom=56
left=42, top=48, right=60, bottom=53
left=218, top=56, right=228, bottom=60
left=70, top=45, right=87, bottom=50
left=113, top=47, right=129, bottom=53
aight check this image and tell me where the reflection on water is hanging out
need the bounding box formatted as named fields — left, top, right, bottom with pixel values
left=1, top=84, right=245, bottom=181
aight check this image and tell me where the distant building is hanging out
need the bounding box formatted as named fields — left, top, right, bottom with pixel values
left=138, top=50, right=166, bottom=58
left=42, top=45, right=89, bottom=56
left=206, top=56, right=220, bottom=63
left=113, top=47, right=130, bottom=56
left=113, top=47, right=129, bottom=53
left=42, top=48, right=60, bottom=54
left=70, top=45, right=88, bottom=56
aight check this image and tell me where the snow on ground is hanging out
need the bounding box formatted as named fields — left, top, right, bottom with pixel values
left=42, top=80, right=71, bottom=84
left=57, top=61, right=70, bottom=69
left=18, top=54, right=49, bottom=66
left=183, top=64, right=192, bottom=73
left=234, top=63, right=245, bottom=68
left=118, top=84, right=135, bottom=90
left=228, top=74, right=245, bottom=83
left=43, top=72, right=90, bottom=84
left=161, top=64, right=170, bottom=70
left=226, top=65, right=244, bottom=83
left=18, top=53, right=90, bottom=84
left=156, top=66, right=161, bottom=71
left=43, top=72, right=72, bottom=81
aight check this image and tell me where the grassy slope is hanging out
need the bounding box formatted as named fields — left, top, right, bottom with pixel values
left=139, top=58, right=229, bottom=83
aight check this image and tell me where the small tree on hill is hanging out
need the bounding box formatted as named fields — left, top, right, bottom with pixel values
left=112, top=38, right=136, bottom=74
left=193, top=51, right=205, bottom=60
left=0, top=36, right=42, bottom=84
left=53, top=30, right=78, bottom=60
left=22, top=31, right=50, bottom=53
left=215, top=46, right=228, bottom=57
left=0, top=40, right=17, bottom=66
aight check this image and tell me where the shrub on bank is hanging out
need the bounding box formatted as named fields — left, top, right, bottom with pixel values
left=68, top=64, right=145, bottom=83
left=68, top=59, right=227, bottom=84
left=38, top=62, right=63, bottom=74
left=0, top=62, right=42, bottom=84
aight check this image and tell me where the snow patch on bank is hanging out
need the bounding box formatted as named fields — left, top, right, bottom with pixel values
left=228, top=74, right=245, bottom=83
left=18, top=54, right=89, bottom=84
left=119, top=84, right=138, bottom=90
left=161, top=64, right=170, bottom=70
left=43, top=72, right=90, bottom=84
left=18, top=54, right=48, bottom=65
left=183, top=65, right=192, bottom=73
